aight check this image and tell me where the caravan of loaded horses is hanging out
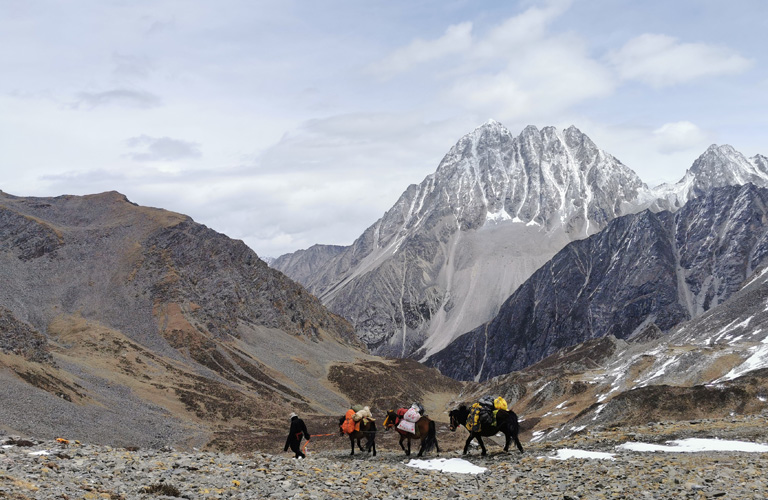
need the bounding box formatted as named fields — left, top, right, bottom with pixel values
left=336, top=396, right=524, bottom=457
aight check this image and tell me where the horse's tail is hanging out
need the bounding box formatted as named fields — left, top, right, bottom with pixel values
left=422, top=419, right=438, bottom=454
left=509, top=412, right=524, bottom=453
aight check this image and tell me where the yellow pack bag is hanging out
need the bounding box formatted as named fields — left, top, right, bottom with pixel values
left=494, top=396, right=508, bottom=411
left=465, top=403, right=482, bottom=432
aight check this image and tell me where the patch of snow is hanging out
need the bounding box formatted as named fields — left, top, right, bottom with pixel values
left=406, top=458, right=487, bottom=474
left=530, top=430, right=546, bottom=442
left=546, top=449, right=616, bottom=460
left=728, top=334, right=745, bottom=345
left=718, top=343, right=768, bottom=381
left=743, top=266, right=768, bottom=288
left=617, top=438, right=768, bottom=453
left=486, top=208, right=512, bottom=223
left=28, top=450, right=50, bottom=456
left=591, top=403, right=605, bottom=420
left=636, top=354, right=679, bottom=386
left=713, top=316, right=753, bottom=343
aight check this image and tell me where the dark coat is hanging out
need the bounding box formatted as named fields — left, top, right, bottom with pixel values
left=284, top=416, right=310, bottom=451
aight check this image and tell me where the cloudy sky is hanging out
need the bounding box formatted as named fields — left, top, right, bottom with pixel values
left=2, top=0, right=766, bottom=257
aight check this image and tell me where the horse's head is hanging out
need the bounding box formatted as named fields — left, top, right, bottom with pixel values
left=382, top=410, right=396, bottom=430
left=448, top=405, right=468, bottom=431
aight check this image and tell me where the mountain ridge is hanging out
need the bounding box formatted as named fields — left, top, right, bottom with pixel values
left=273, top=121, right=650, bottom=360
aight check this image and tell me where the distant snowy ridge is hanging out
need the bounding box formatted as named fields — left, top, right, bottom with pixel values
left=648, top=145, right=768, bottom=211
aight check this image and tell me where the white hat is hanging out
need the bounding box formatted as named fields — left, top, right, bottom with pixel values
left=289, top=412, right=298, bottom=419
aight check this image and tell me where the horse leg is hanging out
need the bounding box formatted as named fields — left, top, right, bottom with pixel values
left=503, top=431, right=511, bottom=452
left=417, top=437, right=425, bottom=458
left=349, top=437, right=355, bottom=456
left=463, top=434, right=473, bottom=455
left=477, top=436, right=487, bottom=456
left=398, top=435, right=407, bottom=454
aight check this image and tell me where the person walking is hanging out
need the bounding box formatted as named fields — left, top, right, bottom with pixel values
left=284, top=412, right=310, bottom=458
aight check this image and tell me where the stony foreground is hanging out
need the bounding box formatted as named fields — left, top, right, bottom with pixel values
left=2, top=431, right=768, bottom=500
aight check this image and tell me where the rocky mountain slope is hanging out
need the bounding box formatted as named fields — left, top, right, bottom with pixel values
left=428, top=184, right=768, bottom=381
left=0, top=190, right=460, bottom=451
left=273, top=122, right=648, bottom=359
left=450, top=246, right=768, bottom=445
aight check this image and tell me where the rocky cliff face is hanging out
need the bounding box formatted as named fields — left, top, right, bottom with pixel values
left=274, top=121, right=648, bottom=358
left=270, top=244, right=346, bottom=288
left=428, top=184, right=768, bottom=381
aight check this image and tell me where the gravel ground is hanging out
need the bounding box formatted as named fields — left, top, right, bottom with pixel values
left=3, top=417, right=768, bottom=500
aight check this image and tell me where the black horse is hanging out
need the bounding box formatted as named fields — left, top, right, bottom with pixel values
left=338, top=415, right=377, bottom=456
left=448, top=404, right=524, bottom=456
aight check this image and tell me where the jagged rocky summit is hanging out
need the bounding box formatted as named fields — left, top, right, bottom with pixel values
left=274, top=121, right=649, bottom=359
left=649, top=144, right=768, bottom=211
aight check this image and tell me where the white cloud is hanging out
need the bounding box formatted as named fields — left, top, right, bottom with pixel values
left=607, top=34, right=753, bottom=87
left=653, top=121, right=712, bottom=154
left=473, top=0, right=571, bottom=59
left=125, top=135, right=202, bottom=162
left=451, top=37, right=615, bottom=122
left=372, top=0, right=613, bottom=124
left=371, top=22, right=474, bottom=78
left=71, top=89, right=162, bottom=109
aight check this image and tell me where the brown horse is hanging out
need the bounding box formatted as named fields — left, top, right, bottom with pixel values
left=338, top=416, right=377, bottom=456
left=383, top=410, right=439, bottom=457
left=449, top=404, right=524, bottom=456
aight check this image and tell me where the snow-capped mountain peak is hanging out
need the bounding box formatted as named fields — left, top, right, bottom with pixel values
left=428, top=122, right=646, bottom=238
left=649, top=144, right=768, bottom=210
left=275, top=121, right=654, bottom=358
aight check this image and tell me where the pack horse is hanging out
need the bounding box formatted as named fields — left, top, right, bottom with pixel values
left=448, top=397, right=524, bottom=456
left=383, top=406, right=439, bottom=457
left=339, top=406, right=377, bottom=456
